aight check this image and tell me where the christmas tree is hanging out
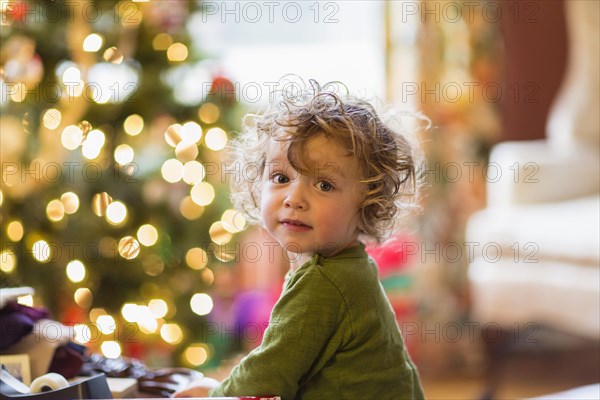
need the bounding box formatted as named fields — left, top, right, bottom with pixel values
left=1, top=0, right=243, bottom=368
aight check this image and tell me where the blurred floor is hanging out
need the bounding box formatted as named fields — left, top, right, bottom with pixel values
left=421, top=341, right=600, bottom=399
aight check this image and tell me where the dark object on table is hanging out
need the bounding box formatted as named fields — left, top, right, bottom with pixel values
left=80, top=353, right=202, bottom=397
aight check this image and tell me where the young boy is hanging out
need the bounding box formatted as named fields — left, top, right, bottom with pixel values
left=175, top=81, right=424, bottom=399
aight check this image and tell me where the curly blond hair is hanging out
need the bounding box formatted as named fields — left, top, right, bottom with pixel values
left=229, top=80, right=424, bottom=243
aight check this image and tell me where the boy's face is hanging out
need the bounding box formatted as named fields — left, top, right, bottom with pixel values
left=260, top=134, right=366, bottom=258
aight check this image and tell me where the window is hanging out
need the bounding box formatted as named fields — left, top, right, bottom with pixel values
left=188, top=1, right=386, bottom=104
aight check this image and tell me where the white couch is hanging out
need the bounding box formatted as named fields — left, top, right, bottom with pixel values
left=467, top=143, right=599, bottom=339
left=466, top=0, right=600, bottom=342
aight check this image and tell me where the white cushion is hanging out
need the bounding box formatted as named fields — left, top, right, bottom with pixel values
left=469, top=258, right=600, bottom=339
left=467, top=195, right=600, bottom=265
left=487, top=141, right=599, bottom=207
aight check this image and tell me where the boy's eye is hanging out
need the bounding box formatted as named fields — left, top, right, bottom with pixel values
left=318, top=181, right=334, bottom=192
left=272, top=173, right=289, bottom=184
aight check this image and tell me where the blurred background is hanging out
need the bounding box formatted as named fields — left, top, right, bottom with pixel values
left=1, top=1, right=598, bottom=399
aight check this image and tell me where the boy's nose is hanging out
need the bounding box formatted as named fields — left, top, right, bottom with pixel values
left=283, top=185, right=308, bottom=210
left=284, top=197, right=306, bottom=210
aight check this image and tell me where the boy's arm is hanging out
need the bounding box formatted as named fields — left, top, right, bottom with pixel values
left=211, top=267, right=347, bottom=399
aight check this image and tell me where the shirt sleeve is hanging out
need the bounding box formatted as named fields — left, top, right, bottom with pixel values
left=210, top=266, right=348, bottom=399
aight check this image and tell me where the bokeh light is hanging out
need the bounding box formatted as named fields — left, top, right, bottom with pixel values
left=137, top=224, right=158, bottom=247
left=190, top=293, right=213, bottom=316
left=185, top=247, right=208, bottom=270
left=0, top=250, right=16, bottom=273
left=74, top=288, right=93, bottom=308
left=209, top=221, right=233, bottom=245
left=42, top=108, right=62, bottom=130
left=124, top=114, right=144, bottom=136
left=118, top=236, right=140, bottom=259
left=142, top=255, right=164, bottom=276
left=82, top=129, right=106, bottom=160
left=66, top=260, right=86, bottom=283
left=161, top=159, right=184, bottom=183
left=74, top=324, right=92, bottom=344
left=62, top=66, right=81, bottom=84
left=78, top=120, right=92, bottom=138
left=184, top=344, right=209, bottom=366
left=96, top=315, right=117, bottom=335
left=180, top=121, right=202, bottom=143
left=221, top=209, right=246, bottom=233
left=92, top=192, right=113, bottom=217
left=83, top=33, right=103, bottom=52
left=175, top=141, right=199, bottom=163
left=201, top=268, right=215, bottom=286
left=167, top=43, right=188, bottom=62
left=32, top=240, right=51, bottom=263
left=164, top=124, right=182, bottom=147
left=179, top=196, right=205, bottom=220
left=101, top=341, right=121, bottom=359
left=106, top=201, right=127, bottom=225
left=160, top=323, right=183, bottom=344
left=204, top=127, right=227, bottom=151
left=61, top=192, right=80, bottom=214
left=190, top=182, right=215, bottom=206
left=61, top=125, right=84, bottom=150
left=198, top=103, right=220, bottom=124
left=148, top=299, right=168, bottom=318
left=152, top=33, right=173, bottom=51
left=103, top=46, right=124, bottom=64
left=182, top=161, right=205, bottom=185
left=46, top=199, right=65, bottom=222
left=90, top=308, right=108, bottom=323
left=6, top=220, right=24, bottom=242
left=136, top=305, right=159, bottom=334
left=121, top=303, right=139, bottom=322
left=114, top=144, right=134, bottom=165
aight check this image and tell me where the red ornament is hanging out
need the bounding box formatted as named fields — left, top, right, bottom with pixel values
left=366, top=234, right=415, bottom=277
left=60, top=304, right=87, bottom=326
left=5, top=1, right=28, bottom=23
left=123, top=340, right=146, bottom=360
left=209, top=75, right=236, bottom=104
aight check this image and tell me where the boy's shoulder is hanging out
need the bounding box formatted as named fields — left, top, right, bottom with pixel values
left=286, top=245, right=380, bottom=295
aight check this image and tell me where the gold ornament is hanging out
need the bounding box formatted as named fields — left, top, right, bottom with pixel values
left=22, top=112, right=32, bottom=134
left=118, top=236, right=140, bottom=260
left=46, top=199, right=65, bottom=222
left=92, top=192, right=113, bottom=216
left=164, top=124, right=182, bottom=147
left=103, top=47, right=124, bottom=64
left=209, top=222, right=232, bottom=245
left=78, top=120, right=92, bottom=140
left=175, top=141, right=199, bottom=163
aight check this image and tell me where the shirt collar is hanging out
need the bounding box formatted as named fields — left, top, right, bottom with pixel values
left=298, top=243, right=367, bottom=271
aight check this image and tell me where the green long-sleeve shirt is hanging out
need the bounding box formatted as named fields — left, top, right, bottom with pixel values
left=210, top=244, right=424, bottom=400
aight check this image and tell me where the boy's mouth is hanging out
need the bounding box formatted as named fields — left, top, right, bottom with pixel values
left=280, top=219, right=312, bottom=231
